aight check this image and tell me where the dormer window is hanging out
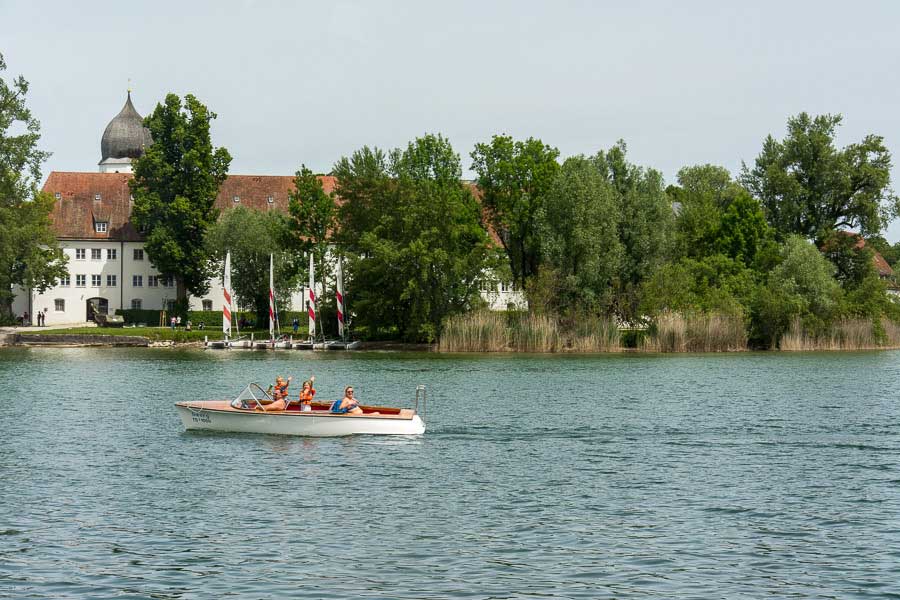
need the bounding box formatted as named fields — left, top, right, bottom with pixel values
left=94, top=193, right=101, bottom=201
left=95, top=222, right=108, bottom=233
left=267, top=196, right=274, bottom=204
left=233, top=195, right=240, bottom=203
left=54, top=192, right=61, bottom=199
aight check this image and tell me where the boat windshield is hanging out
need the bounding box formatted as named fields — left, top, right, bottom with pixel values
left=232, top=383, right=272, bottom=409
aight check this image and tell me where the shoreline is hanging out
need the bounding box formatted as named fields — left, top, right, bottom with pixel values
left=3, top=332, right=900, bottom=353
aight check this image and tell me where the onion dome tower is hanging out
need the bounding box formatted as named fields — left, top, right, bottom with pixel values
left=98, top=90, right=153, bottom=173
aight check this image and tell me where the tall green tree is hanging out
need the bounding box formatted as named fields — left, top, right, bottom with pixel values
left=205, top=206, right=299, bottom=326
left=470, top=135, right=560, bottom=295
left=594, top=141, right=674, bottom=319
left=336, top=134, right=496, bottom=341
left=0, top=53, right=67, bottom=322
left=741, top=112, right=898, bottom=240
left=288, top=166, right=338, bottom=333
left=130, top=93, right=232, bottom=316
left=539, top=155, right=622, bottom=316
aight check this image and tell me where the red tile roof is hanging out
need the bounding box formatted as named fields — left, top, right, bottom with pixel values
left=830, top=231, right=894, bottom=278
left=42, top=172, right=337, bottom=241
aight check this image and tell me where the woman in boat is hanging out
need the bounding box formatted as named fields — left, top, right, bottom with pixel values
left=331, top=386, right=364, bottom=415
left=298, top=377, right=316, bottom=412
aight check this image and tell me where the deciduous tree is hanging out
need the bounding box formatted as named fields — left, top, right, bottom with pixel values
left=0, top=53, right=67, bottom=322
left=741, top=112, right=898, bottom=241
left=130, top=93, right=231, bottom=317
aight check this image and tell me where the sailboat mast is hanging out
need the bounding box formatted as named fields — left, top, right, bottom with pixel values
left=223, top=251, right=232, bottom=339
left=268, top=253, right=275, bottom=341
left=336, top=258, right=345, bottom=341
left=308, top=253, right=316, bottom=341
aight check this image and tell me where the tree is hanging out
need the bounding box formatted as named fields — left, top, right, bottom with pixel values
left=470, top=135, right=560, bottom=295
left=205, top=206, right=299, bottom=325
left=336, top=134, right=496, bottom=341
left=594, top=141, right=674, bottom=319
left=539, top=155, right=622, bottom=316
left=741, top=112, right=899, bottom=241
left=130, top=93, right=232, bottom=317
left=288, top=166, right=338, bottom=333
left=0, top=53, right=67, bottom=322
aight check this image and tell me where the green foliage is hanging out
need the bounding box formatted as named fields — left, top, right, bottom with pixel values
left=593, top=141, right=674, bottom=319
left=539, top=155, right=621, bottom=314
left=130, top=93, right=232, bottom=316
left=470, top=135, right=560, bottom=293
left=204, top=206, right=300, bottom=325
left=741, top=112, right=898, bottom=240
left=337, top=134, right=496, bottom=342
left=0, top=54, right=68, bottom=322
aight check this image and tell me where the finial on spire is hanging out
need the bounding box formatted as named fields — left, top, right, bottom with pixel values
left=127, top=78, right=132, bottom=95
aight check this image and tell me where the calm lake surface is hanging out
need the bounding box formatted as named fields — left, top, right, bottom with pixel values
left=1, top=348, right=899, bottom=599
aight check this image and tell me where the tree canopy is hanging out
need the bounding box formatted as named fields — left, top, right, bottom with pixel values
left=741, top=112, right=898, bottom=241
left=336, top=134, right=496, bottom=342
left=470, top=135, right=560, bottom=295
left=205, top=206, right=299, bottom=325
left=0, top=53, right=67, bottom=322
left=130, top=93, right=231, bottom=316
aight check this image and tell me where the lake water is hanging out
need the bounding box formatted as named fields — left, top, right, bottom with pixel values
left=1, top=348, right=899, bottom=599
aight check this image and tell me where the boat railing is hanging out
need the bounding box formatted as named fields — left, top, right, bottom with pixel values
left=415, top=385, right=426, bottom=424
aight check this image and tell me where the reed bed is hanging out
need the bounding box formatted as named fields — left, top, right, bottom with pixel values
left=568, top=316, right=622, bottom=352
left=639, top=311, right=747, bottom=352
left=779, top=318, right=891, bottom=351
left=509, top=313, right=561, bottom=352
left=438, top=311, right=508, bottom=352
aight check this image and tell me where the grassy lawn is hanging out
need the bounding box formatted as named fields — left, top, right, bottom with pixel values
left=19, top=327, right=260, bottom=343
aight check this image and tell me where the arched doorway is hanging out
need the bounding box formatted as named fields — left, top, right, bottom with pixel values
left=86, top=297, right=109, bottom=322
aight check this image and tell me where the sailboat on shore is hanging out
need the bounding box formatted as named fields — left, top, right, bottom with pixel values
left=325, top=258, right=360, bottom=350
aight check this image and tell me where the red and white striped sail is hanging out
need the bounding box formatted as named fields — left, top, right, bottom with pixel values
left=268, top=253, right=275, bottom=340
left=308, top=253, right=316, bottom=339
left=223, top=252, right=232, bottom=337
left=336, top=259, right=345, bottom=339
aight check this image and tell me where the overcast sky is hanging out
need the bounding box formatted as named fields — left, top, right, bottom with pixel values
left=3, top=0, right=900, bottom=240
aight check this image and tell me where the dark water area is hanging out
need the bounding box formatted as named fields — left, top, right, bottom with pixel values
left=1, top=348, right=899, bottom=599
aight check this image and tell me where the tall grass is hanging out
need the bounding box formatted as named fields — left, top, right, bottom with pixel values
left=639, top=311, right=747, bottom=352
left=438, top=311, right=508, bottom=352
left=509, top=313, right=560, bottom=352
left=569, top=316, right=621, bottom=352
left=778, top=317, right=900, bottom=351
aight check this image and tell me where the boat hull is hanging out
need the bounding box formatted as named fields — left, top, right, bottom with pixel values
left=175, top=401, right=425, bottom=436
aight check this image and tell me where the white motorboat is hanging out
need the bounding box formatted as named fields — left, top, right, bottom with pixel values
left=176, top=383, right=427, bottom=437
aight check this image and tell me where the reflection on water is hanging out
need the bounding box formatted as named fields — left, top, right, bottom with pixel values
left=1, top=348, right=900, bottom=598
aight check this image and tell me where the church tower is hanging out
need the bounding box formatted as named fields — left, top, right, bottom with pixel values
left=98, top=91, right=153, bottom=173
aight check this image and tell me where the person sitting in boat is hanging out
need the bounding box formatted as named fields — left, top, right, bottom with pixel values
left=262, top=375, right=292, bottom=411
left=331, top=386, right=364, bottom=415
left=298, top=377, right=316, bottom=412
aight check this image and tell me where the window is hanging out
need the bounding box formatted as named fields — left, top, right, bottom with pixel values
left=267, top=195, right=274, bottom=204
left=107, top=275, right=117, bottom=287
left=166, top=299, right=176, bottom=311
left=91, top=248, right=102, bottom=260
left=107, top=248, right=117, bottom=260
left=163, top=275, right=174, bottom=288
left=76, top=275, right=86, bottom=287
left=233, top=195, right=240, bottom=203
left=202, top=299, right=213, bottom=311
left=95, top=222, right=108, bottom=233
left=54, top=299, right=65, bottom=312
left=133, top=275, right=143, bottom=287
left=131, top=299, right=142, bottom=310
left=92, top=274, right=101, bottom=287
left=59, top=274, right=70, bottom=287
left=75, top=248, right=85, bottom=260
left=133, top=249, right=144, bottom=261
left=148, top=275, right=159, bottom=287
left=94, top=193, right=101, bottom=200
left=54, top=192, right=61, bottom=199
